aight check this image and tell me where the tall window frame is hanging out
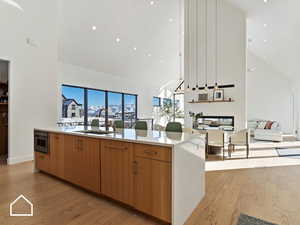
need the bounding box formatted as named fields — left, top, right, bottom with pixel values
left=61, top=84, right=138, bottom=129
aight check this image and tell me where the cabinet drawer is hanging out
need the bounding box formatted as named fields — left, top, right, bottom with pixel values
left=35, top=152, right=50, bottom=172
left=102, top=140, right=132, bottom=150
left=134, top=144, right=171, bottom=162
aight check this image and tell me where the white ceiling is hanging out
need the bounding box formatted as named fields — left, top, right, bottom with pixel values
left=60, top=0, right=300, bottom=86
left=59, top=0, right=181, bottom=86
left=226, top=0, right=300, bottom=83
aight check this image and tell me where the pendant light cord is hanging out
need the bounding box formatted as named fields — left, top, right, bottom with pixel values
left=215, top=0, right=218, bottom=86
left=188, top=0, right=191, bottom=89
left=205, top=0, right=208, bottom=87
left=179, top=0, right=183, bottom=81
left=196, top=0, right=199, bottom=88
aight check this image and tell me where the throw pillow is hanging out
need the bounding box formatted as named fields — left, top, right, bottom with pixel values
left=265, top=121, right=274, bottom=129
left=271, top=122, right=279, bottom=130
left=257, top=121, right=267, bottom=129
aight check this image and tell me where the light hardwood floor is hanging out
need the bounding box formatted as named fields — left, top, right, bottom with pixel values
left=1, top=162, right=299, bottom=225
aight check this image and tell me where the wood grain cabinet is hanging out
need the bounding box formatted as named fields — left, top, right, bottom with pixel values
left=64, top=135, right=101, bottom=194
left=49, top=133, right=65, bottom=178
left=35, top=152, right=50, bottom=172
left=101, top=140, right=134, bottom=205
left=133, top=144, right=172, bottom=223
left=36, top=133, right=173, bottom=223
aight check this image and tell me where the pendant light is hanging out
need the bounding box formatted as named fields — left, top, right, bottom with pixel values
left=204, top=0, right=209, bottom=92
left=214, top=0, right=219, bottom=90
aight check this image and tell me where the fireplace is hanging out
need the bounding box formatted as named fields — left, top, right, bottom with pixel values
left=195, top=116, right=234, bottom=131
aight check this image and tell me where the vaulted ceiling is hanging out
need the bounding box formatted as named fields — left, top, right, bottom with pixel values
left=59, top=0, right=181, bottom=86
left=226, top=0, right=299, bottom=83
left=60, top=0, right=300, bottom=86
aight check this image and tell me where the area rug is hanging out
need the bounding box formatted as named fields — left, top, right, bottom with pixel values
left=237, top=214, right=277, bottom=225
left=277, top=148, right=300, bottom=158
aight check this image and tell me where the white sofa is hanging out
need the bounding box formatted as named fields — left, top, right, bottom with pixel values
left=248, top=120, right=283, bottom=142
left=254, top=128, right=283, bottom=142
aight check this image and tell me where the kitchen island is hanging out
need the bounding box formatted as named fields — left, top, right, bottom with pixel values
left=34, top=127, right=205, bottom=225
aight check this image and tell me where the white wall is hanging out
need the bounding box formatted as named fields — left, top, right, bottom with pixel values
left=184, top=0, right=246, bottom=130
left=59, top=63, right=160, bottom=119
left=247, top=52, right=294, bottom=133
left=0, top=0, right=59, bottom=164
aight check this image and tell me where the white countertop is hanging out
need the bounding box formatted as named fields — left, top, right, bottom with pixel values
left=35, top=126, right=205, bottom=147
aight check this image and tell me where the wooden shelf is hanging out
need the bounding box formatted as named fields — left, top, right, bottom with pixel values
left=188, top=100, right=234, bottom=104
left=0, top=103, right=8, bottom=106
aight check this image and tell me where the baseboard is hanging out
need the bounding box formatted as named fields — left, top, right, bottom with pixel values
left=7, top=155, right=34, bottom=165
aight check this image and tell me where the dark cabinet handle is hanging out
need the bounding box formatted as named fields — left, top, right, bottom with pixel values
left=144, top=150, right=158, bottom=156
left=106, top=146, right=128, bottom=151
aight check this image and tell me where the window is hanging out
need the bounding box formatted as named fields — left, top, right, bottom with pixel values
left=153, top=97, right=161, bottom=107
left=62, top=86, right=84, bottom=124
left=61, top=85, right=137, bottom=128
left=87, top=89, right=105, bottom=127
left=162, top=98, right=172, bottom=107
left=174, top=94, right=184, bottom=125
left=107, top=92, right=122, bottom=128
left=124, top=94, right=137, bottom=128
left=152, top=95, right=184, bottom=126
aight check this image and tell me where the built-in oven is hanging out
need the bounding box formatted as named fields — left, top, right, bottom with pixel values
left=34, top=131, right=49, bottom=154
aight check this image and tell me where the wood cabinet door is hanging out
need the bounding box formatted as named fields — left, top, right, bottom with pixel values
left=35, top=152, right=50, bottom=172
left=75, top=137, right=101, bottom=193
left=101, top=140, right=133, bottom=205
left=64, top=134, right=76, bottom=183
left=49, top=133, right=64, bottom=179
left=64, top=135, right=101, bottom=193
left=134, top=157, right=172, bottom=223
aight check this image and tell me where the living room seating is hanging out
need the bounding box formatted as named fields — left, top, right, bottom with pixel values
left=91, top=119, right=99, bottom=127
left=165, top=122, right=183, bottom=133
left=229, top=129, right=250, bottom=158
left=134, top=121, right=148, bottom=130
left=248, top=120, right=283, bottom=142
left=113, top=120, right=124, bottom=129
left=206, top=130, right=225, bottom=160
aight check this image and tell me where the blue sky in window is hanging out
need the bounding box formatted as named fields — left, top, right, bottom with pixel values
left=62, top=86, right=136, bottom=106
left=62, top=86, right=84, bottom=104
left=88, top=89, right=105, bottom=106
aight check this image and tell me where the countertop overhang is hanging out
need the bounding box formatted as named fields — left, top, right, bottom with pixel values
left=34, top=126, right=205, bottom=147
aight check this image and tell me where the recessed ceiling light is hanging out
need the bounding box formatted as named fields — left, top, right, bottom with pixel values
left=133, top=47, right=137, bottom=51
left=147, top=53, right=152, bottom=57
left=92, top=26, right=97, bottom=31
left=263, top=0, right=268, bottom=3
left=169, top=18, right=174, bottom=23
left=263, top=39, right=267, bottom=43
left=150, top=1, right=154, bottom=5
left=116, top=38, right=121, bottom=43
left=263, top=23, right=268, bottom=27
